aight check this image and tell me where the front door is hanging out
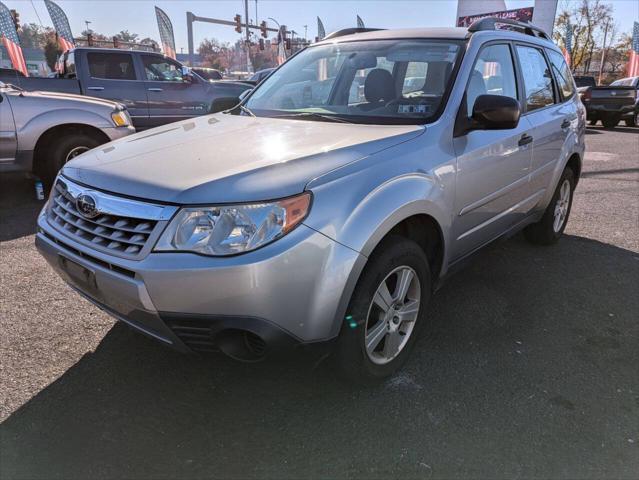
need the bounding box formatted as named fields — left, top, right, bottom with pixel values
left=140, top=54, right=210, bottom=128
left=0, top=92, right=17, bottom=164
left=82, top=51, right=150, bottom=129
left=451, top=43, right=534, bottom=261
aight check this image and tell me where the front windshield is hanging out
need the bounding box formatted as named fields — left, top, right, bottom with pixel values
left=244, top=39, right=462, bottom=124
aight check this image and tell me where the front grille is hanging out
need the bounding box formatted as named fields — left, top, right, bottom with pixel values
left=46, top=178, right=176, bottom=260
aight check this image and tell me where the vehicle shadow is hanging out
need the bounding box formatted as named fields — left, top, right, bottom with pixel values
left=588, top=125, right=639, bottom=134
left=0, top=173, right=43, bottom=241
left=1, top=234, right=638, bottom=479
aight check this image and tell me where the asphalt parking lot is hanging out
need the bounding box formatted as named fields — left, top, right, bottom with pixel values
left=1, top=125, right=638, bottom=479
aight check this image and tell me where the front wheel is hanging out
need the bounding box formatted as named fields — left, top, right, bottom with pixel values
left=524, top=167, right=575, bottom=245
left=333, top=236, right=431, bottom=382
left=42, top=132, right=101, bottom=193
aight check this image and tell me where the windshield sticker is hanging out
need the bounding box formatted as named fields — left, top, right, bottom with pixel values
left=398, top=104, right=429, bottom=114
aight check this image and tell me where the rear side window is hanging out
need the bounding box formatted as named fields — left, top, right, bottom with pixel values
left=87, top=53, right=136, bottom=80
left=516, top=45, right=555, bottom=112
left=547, top=50, right=575, bottom=100
left=466, top=44, right=518, bottom=114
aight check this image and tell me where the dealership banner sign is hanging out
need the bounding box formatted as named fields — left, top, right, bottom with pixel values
left=457, top=7, right=534, bottom=28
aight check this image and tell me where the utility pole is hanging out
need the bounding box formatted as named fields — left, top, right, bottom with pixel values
left=244, top=0, right=251, bottom=73
left=597, top=19, right=610, bottom=86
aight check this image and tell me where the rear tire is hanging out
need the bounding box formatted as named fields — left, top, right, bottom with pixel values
left=601, top=115, right=620, bottom=129
left=42, top=132, right=101, bottom=193
left=588, top=117, right=599, bottom=126
left=524, top=167, right=575, bottom=245
left=333, top=236, right=431, bottom=383
left=624, top=113, right=638, bottom=128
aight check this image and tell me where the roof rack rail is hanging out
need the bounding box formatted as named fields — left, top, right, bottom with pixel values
left=467, top=16, right=550, bottom=40
left=322, top=28, right=386, bottom=40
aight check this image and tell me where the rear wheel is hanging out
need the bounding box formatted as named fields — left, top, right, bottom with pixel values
left=333, top=236, right=430, bottom=382
left=588, top=116, right=599, bottom=126
left=42, top=132, right=101, bottom=193
left=524, top=167, right=575, bottom=245
left=601, top=114, right=620, bottom=129
left=624, top=113, right=638, bottom=128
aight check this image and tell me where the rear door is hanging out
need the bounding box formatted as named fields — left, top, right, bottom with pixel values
left=82, top=51, right=150, bottom=128
left=451, top=42, right=534, bottom=260
left=514, top=45, right=574, bottom=201
left=140, top=54, right=210, bottom=127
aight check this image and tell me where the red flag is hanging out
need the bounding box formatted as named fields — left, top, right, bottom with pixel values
left=0, top=2, right=28, bottom=76
left=1, top=36, right=28, bottom=76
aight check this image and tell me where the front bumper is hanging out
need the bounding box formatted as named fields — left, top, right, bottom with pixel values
left=36, top=208, right=362, bottom=354
left=103, top=125, right=136, bottom=141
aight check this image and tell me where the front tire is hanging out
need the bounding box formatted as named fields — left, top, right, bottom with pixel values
left=42, top=132, right=101, bottom=193
left=333, top=236, right=431, bottom=382
left=524, top=167, right=575, bottom=245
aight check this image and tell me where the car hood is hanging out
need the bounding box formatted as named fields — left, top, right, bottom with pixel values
left=17, top=89, right=122, bottom=110
left=63, top=113, right=423, bottom=204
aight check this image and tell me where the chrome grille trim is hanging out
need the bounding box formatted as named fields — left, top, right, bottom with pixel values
left=46, top=177, right=178, bottom=260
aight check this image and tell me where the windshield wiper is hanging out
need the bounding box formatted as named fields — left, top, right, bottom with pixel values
left=272, top=112, right=355, bottom=123
left=238, top=104, right=255, bottom=117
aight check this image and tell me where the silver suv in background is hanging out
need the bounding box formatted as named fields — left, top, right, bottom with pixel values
left=0, top=82, right=135, bottom=189
left=36, top=18, right=585, bottom=381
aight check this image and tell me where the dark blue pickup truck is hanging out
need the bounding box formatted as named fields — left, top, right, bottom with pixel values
left=0, top=48, right=253, bottom=130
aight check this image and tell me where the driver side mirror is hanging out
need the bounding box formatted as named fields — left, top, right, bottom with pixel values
left=471, top=94, right=520, bottom=130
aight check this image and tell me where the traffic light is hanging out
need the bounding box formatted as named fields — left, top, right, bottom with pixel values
left=234, top=14, right=242, bottom=33
left=10, top=9, right=20, bottom=31
left=260, top=21, right=268, bottom=38
left=258, top=38, right=264, bottom=50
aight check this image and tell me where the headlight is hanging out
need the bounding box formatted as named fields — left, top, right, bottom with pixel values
left=155, top=192, right=311, bottom=256
left=111, top=110, right=131, bottom=127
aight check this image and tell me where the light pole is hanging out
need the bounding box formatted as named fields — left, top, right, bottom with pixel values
left=84, top=20, right=91, bottom=33
left=267, top=17, right=280, bottom=29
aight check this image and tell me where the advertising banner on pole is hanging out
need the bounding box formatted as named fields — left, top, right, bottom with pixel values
left=155, top=6, right=176, bottom=59
left=44, top=0, right=75, bottom=52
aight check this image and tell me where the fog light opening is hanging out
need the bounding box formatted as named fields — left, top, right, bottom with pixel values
left=215, top=329, right=267, bottom=362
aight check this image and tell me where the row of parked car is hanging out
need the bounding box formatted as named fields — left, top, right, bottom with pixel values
left=0, top=48, right=276, bottom=189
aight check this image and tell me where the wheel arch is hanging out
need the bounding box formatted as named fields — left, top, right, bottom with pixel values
left=32, top=123, right=110, bottom=177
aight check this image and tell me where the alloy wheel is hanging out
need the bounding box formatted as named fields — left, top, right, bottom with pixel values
left=553, top=179, right=571, bottom=233
left=65, top=146, right=90, bottom=163
left=364, top=266, right=421, bottom=365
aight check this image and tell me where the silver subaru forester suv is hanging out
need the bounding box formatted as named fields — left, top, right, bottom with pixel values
left=36, top=18, right=585, bottom=381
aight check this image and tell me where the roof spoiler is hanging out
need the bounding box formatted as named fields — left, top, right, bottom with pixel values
left=467, top=16, right=550, bottom=40
left=322, top=28, right=386, bottom=40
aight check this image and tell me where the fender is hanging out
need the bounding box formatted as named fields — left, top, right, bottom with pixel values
left=306, top=172, right=454, bottom=339
left=17, top=109, right=113, bottom=151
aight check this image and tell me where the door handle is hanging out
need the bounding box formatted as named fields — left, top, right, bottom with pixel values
left=147, top=88, right=163, bottom=92
left=518, top=134, right=533, bottom=147
left=87, top=86, right=104, bottom=91
left=561, top=119, right=571, bottom=129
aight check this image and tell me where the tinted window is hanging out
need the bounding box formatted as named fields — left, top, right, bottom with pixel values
left=547, top=50, right=575, bottom=100
left=467, top=44, right=518, bottom=113
left=516, top=46, right=555, bottom=111
left=87, top=52, right=136, bottom=80
left=142, top=56, right=185, bottom=82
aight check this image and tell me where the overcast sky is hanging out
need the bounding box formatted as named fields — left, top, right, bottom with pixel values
left=8, top=0, right=639, bottom=52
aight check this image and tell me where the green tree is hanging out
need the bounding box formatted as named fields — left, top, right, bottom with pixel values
left=554, top=0, right=614, bottom=74
left=43, top=34, right=62, bottom=71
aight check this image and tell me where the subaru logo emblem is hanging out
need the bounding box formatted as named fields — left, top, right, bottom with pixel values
left=76, top=194, right=99, bottom=219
